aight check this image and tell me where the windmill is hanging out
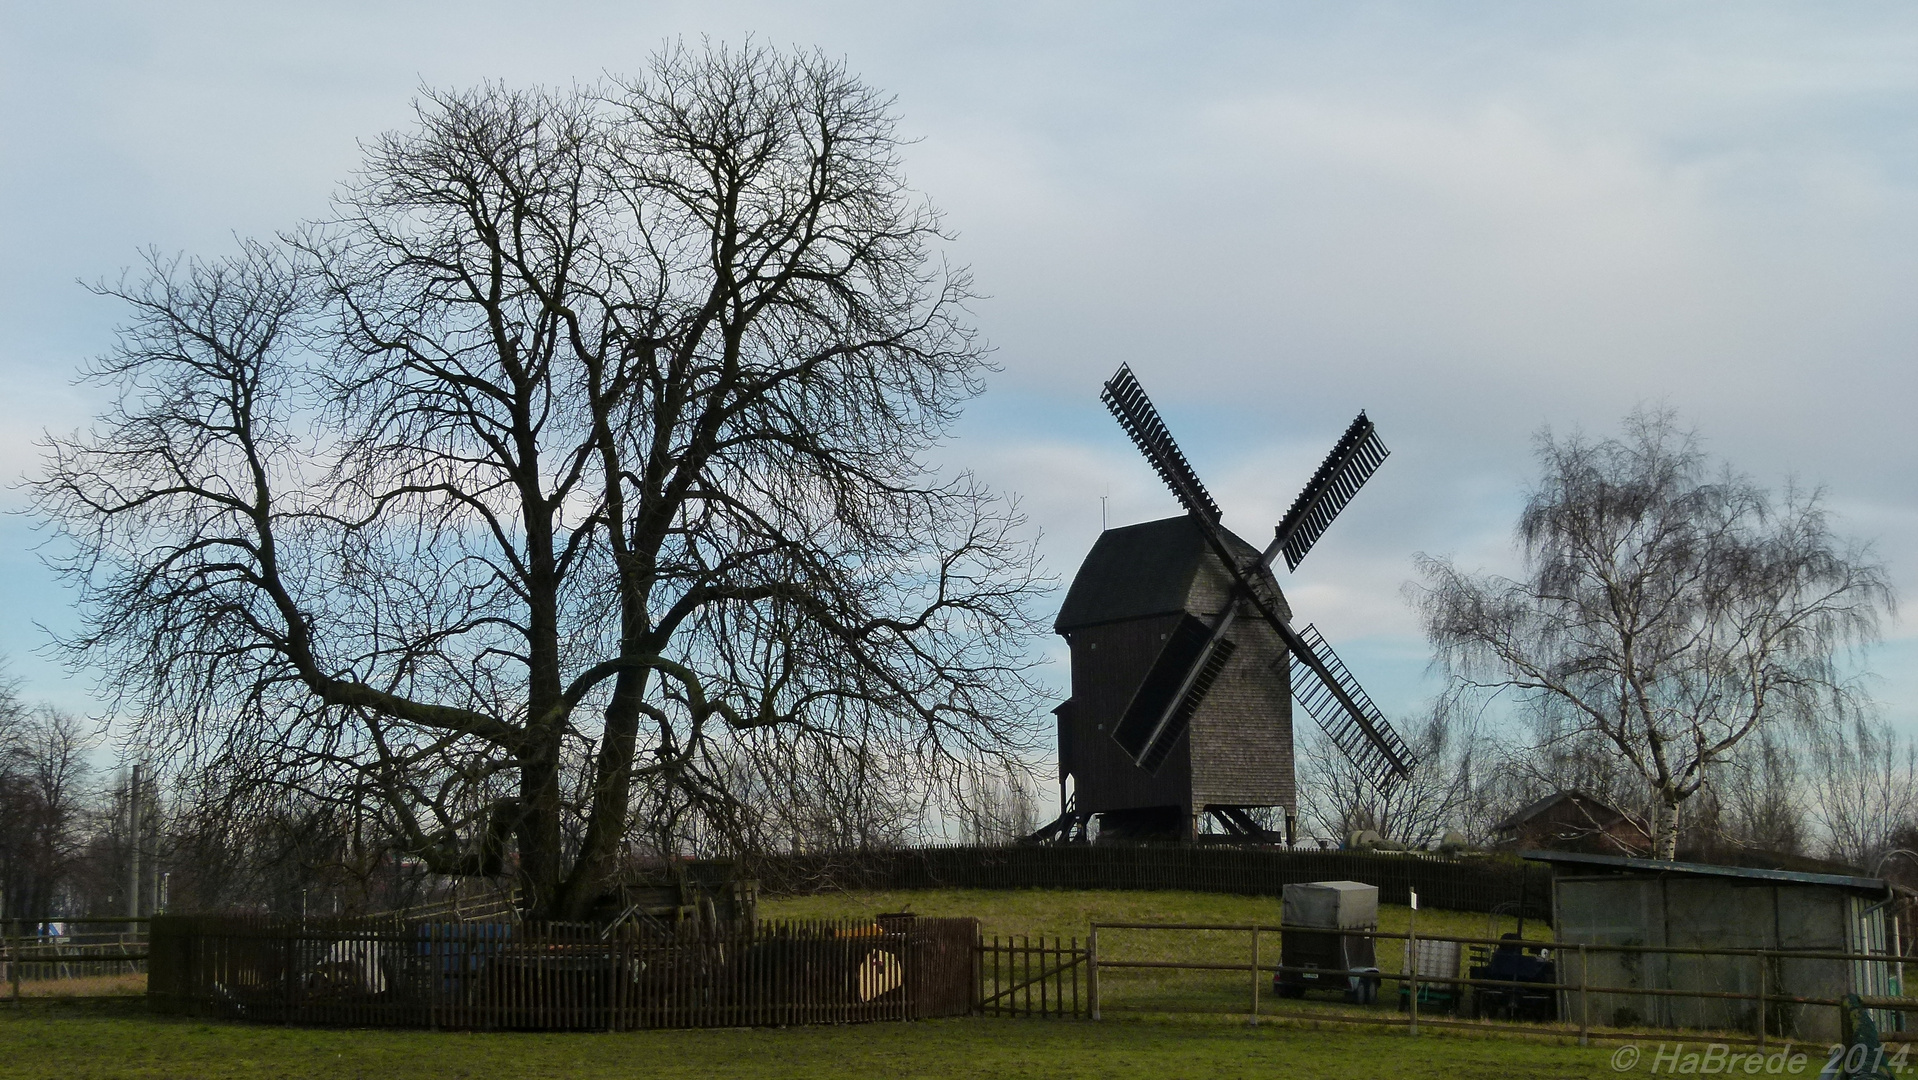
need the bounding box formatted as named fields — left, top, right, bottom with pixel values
left=1029, top=365, right=1416, bottom=844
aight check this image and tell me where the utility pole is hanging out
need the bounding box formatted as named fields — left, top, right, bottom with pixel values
left=126, top=763, right=142, bottom=919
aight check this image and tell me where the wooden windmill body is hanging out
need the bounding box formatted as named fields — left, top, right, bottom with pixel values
left=1053, top=516, right=1296, bottom=841
left=1030, top=367, right=1417, bottom=845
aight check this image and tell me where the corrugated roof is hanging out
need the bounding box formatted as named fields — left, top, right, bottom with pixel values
left=1521, top=849, right=1891, bottom=893
left=1053, top=516, right=1263, bottom=632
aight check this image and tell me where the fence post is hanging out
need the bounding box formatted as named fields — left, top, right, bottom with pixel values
left=1088, top=924, right=1100, bottom=1021
left=1756, top=951, right=1767, bottom=1050
left=1249, top=926, right=1259, bottom=1026
left=1407, top=893, right=1419, bottom=1037
left=1578, top=943, right=1589, bottom=1047
left=989, top=935, right=998, bottom=1017
left=282, top=922, right=294, bottom=1027
left=7, top=922, right=18, bottom=1007
left=972, top=928, right=983, bottom=1017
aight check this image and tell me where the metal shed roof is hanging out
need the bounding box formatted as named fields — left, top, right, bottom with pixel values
left=1521, top=849, right=1891, bottom=893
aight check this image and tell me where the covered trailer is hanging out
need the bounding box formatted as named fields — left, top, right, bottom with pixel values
left=1276, top=880, right=1381, bottom=1002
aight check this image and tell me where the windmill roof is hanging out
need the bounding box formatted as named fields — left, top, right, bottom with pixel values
left=1054, top=516, right=1264, bottom=632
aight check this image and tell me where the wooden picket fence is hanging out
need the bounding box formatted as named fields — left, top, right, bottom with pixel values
left=977, top=935, right=1088, bottom=1018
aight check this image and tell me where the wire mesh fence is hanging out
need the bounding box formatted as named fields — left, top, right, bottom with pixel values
left=1079, top=921, right=1918, bottom=1047
left=146, top=914, right=978, bottom=1030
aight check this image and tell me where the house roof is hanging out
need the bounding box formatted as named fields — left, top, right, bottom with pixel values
left=1521, top=849, right=1894, bottom=894
left=1494, top=789, right=1640, bottom=833
left=1054, top=516, right=1265, bottom=632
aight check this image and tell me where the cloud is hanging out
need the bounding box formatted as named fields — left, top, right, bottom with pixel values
left=4, top=2, right=1917, bottom=728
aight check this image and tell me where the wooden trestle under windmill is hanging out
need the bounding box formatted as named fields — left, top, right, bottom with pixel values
left=1027, top=366, right=1417, bottom=845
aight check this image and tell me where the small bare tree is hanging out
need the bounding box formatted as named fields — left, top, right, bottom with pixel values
left=0, top=703, right=96, bottom=920
left=1809, top=715, right=1918, bottom=871
left=1298, top=696, right=1486, bottom=847
left=34, top=44, right=1048, bottom=919
left=1417, top=410, right=1891, bottom=859
left=1713, top=729, right=1808, bottom=856
left=954, top=759, right=1038, bottom=846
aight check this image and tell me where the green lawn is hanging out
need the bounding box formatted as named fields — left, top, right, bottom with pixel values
left=0, top=997, right=1625, bottom=1079
left=759, top=886, right=1550, bottom=949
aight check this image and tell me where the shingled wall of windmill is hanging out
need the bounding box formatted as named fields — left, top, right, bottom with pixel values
left=1054, top=516, right=1296, bottom=833
left=1188, top=602, right=1295, bottom=812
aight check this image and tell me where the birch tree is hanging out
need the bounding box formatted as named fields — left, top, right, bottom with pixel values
left=1416, top=410, right=1890, bottom=860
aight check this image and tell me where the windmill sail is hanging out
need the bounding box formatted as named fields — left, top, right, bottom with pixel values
left=1111, top=615, right=1238, bottom=774
left=1101, top=365, right=1222, bottom=523
left=1273, top=413, right=1388, bottom=572
left=1289, top=623, right=1417, bottom=782
left=1097, top=365, right=1417, bottom=792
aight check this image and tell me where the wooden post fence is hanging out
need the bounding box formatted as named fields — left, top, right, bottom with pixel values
left=1088, top=925, right=1100, bottom=1021
left=1249, top=926, right=1260, bottom=1026
left=1578, top=943, right=1589, bottom=1047
left=1407, top=891, right=1419, bottom=1037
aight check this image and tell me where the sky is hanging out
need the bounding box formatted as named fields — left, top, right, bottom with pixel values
left=3, top=2, right=1916, bottom=747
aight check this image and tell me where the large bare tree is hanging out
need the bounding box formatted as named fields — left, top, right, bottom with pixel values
left=35, top=44, right=1047, bottom=918
left=1416, top=410, right=1891, bottom=860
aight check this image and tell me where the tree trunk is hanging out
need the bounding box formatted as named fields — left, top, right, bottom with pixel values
left=1655, top=792, right=1681, bottom=860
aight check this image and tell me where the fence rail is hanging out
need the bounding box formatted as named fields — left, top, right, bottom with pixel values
left=978, top=936, right=1086, bottom=1018
left=1081, top=920, right=1916, bottom=1046
left=4, top=920, right=150, bottom=1001
left=148, top=914, right=978, bottom=1030
left=747, top=845, right=1553, bottom=918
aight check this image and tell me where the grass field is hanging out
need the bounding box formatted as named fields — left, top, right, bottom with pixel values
left=759, top=886, right=1550, bottom=950
left=0, top=997, right=1627, bottom=1078
left=11, top=972, right=145, bottom=997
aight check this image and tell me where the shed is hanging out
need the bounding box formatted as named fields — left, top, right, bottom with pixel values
left=1527, top=850, right=1904, bottom=1040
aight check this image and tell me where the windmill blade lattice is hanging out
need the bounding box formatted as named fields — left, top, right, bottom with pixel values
left=1289, top=623, right=1417, bottom=787
left=1101, top=365, right=1223, bottom=523
left=1273, top=413, right=1389, bottom=572
left=1094, top=364, right=1415, bottom=795
left=1138, top=640, right=1230, bottom=772
left=1110, top=615, right=1238, bottom=773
